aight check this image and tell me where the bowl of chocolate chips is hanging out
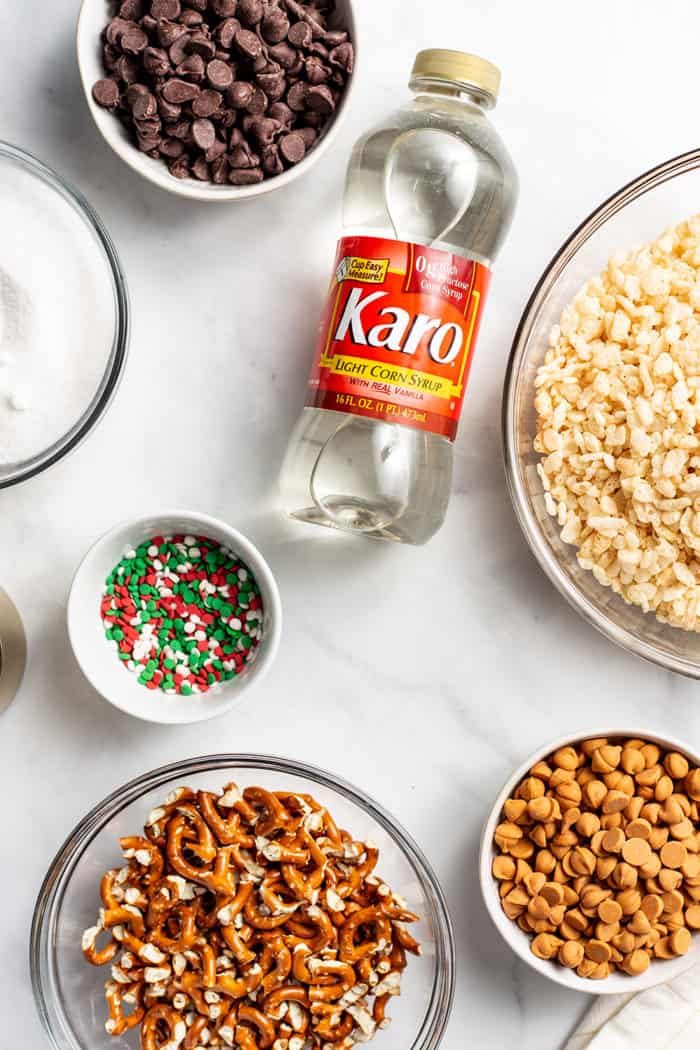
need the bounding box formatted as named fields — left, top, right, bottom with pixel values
left=77, top=0, right=356, bottom=200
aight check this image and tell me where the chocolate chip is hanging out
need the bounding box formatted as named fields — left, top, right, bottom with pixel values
left=262, top=144, right=283, bottom=175
left=267, top=41, right=297, bottom=69
left=125, top=82, right=150, bottom=105
left=245, top=86, right=268, bottom=114
left=305, top=56, right=330, bottom=84
left=142, top=14, right=158, bottom=32
left=216, top=17, right=241, bottom=48
left=296, top=125, right=317, bottom=149
left=308, top=41, right=329, bottom=59
left=229, top=144, right=258, bottom=168
left=207, top=58, right=234, bottom=89
left=229, top=167, right=263, bottom=184
left=168, top=155, right=190, bottom=177
left=249, top=117, right=280, bottom=146
left=287, top=20, right=311, bottom=48
left=162, top=77, right=200, bottom=102
left=205, top=137, right=227, bottom=161
left=329, top=42, right=353, bottom=73
left=218, top=107, right=237, bottom=128
left=269, top=101, right=293, bottom=125
left=192, top=88, right=223, bottom=116
left=179, top=9, right=203, bottom=25
left=286, top=80, right=307, bottom=111
left=191, top=117, right=216, bottom=149
left=211, top=0, right=238, bottom=14
left=306, top=82, right=334, bottom=114
left=237, top=0, right=263, bottom=25
left=120, top=0, right=144, bottom=19
left=115, top=55, right=141, bottom=83
left=261, top=8, right=289, bottom=43
left=156, top=19, right=186, bottom=47
left=188, top=31, right=217, bottom=59
left=151, top=0, right=181, bottom=17
left=102, top=43, right=121, bottom=71
left=227, top=80, right=254, bottom=108
left=132, top=90, right=158, bottom=118
left=285, top=0, right=325, bottom=36
left=176, top=53, right=206, bottom=80
left=92, top=78, right=121, bottom=108
left=234, top=28, right=262, bottom=59
left=169, top=118, right=192, bottom=138
left=121, top=26, right=149, bottom=53
left=256, top=65, right=286, bottom=100
left=105, top=17, right=133, bottom=46
left=211, top=155, right=230, bottom=183
left=168, top=33, right=191, bottom=65
left=158, top=96, right=182, bottom=120
left=160, top=136, right=185, bottom=157
left=279, top=130, right=305, bottom=164
left=323, top=29, right=348, bottom=47
left=192, top=156, right=211, bottom=179
left=143, top=45, right=171, bottom=75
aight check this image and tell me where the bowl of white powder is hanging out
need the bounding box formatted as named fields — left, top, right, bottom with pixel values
left=0, top=141, right=128, bottom=487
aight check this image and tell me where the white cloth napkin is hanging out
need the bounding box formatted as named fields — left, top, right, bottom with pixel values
left=565, top=965, right=700, bottom=1049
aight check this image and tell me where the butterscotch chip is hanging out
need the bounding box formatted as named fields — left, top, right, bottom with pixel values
left=603, top=790, right=630, bottom=814
left=648, top=826, right=669, bottom=851
left=627, top=911, right=651, bottom=935
left=658, top=868, right=683, bottom=893
left=504, top=798, right=528, bottom=823
left=535, top=850, right=556, bottom=875
left=585, top=939, right=612, bottom=963
left=510, top=839, right=535, bottom=859
left=623, top=949, right=650, bottom=976
left=616, top=889, right=642, bottom=916
left=621, top=749, right=645, bottom=775
left=682, top=855, right=700, bottom=879
left=662, top=890, right=685, bottom=915
left=612, top=931, right=636, bottom=953
left=685, top=769, right=700, bottom=801
left=577, top=958, right=598, bottom=978
left=626, top=819, right=652, bottom=840
left=641, top=744, right=661, bottom=768
left=528, top=895, right=550, bottom=920
left=530, top=761, right=552, bottom=780
left=531, top=933, right=560, bottom=960
left=595, top=920, right=620, bottom=942
left=592, top=746, right=622, bottom=775
left=665, top=753, right=690, bottom=780
left=637, top=766, right=662, bottom=788
left=570, top=846, right=596, bottom=876
left=638, top=853, right=662, bottom=879
left=518, top=776, right=546, bottom=801
left=523, top=871, right=546, bottom=896
left=670, top=928, right=692, bottom=956
left=493, top=856, right=517, bottom=881
left=641, top=894, right=664, bottom=922
left=577, top=812, right=601, bottom=838
left=583, top=779, right=608, bottom=809
left=613, top=862, right=638, bottom=890
left=558, top=940, right=584, bottom=968
left=589, top=962, right=610, bottom=979
left=553, top=747, right=580, bottom=771
left=655, top=775, right=674, bottom=803
left=540, top=882, right=564, bottom=907
left=601, top=827, right=625, bottom=854
left=654, top=936, right=675, bottom=960
left=598, top=899, right=623, bottom=925
left=580, top=885, right=610, bottom=912
left=685, top=904, right=700, bottom=929
left=528, top=797, right=556, bottom=822
left=495, top=822, right=522, bottom=849
left=670, top=819, right=694, bottom=840
left=622, top=838, right=652, bottom=867
left=596, top=856, right=617, bottom=880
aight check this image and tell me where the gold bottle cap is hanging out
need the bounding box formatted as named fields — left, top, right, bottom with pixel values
left=411, top=49, right=501, bottom=108
left=0, top=589, right=26, bottom=714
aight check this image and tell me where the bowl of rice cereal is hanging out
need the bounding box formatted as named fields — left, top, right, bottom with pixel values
left=504, top=149, right=700, bottom=677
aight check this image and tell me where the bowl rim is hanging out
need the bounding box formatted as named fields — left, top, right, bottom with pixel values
left=30, top=752, right=456, bottom=1050
left=66, top=510, right=283, bottom=725
left=479, top=726, right=700, bottom=994
left=0, top=139, right=130, bottom=489
left=76, top=0, right=359, bottom=203
left=502, top=146, right=700, bottom=679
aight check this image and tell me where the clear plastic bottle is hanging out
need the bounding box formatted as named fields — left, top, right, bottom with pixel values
left=280, top=49, right=518, bottom=544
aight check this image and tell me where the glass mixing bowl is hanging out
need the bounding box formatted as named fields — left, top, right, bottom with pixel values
left=0, top=142, right=128, bottom=488
left=503, top=148, right=700, bottom=677
left=31, top=754, right=455, bottom=1050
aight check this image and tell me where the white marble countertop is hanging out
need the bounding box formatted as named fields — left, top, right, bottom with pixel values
left=4, top=1, right=700, bottom=1047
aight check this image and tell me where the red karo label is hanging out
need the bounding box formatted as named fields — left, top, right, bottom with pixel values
left=306, top=235, right=491, bottom=440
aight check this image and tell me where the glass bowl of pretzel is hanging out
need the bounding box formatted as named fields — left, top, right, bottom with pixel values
left=31, top=754, right=454, bottom=1050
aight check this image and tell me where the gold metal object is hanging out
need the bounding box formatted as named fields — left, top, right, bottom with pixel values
left=411, top=49, right=501, bottom=107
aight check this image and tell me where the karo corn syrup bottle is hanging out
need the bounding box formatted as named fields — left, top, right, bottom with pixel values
left=280, top=50, right=518, bottom=544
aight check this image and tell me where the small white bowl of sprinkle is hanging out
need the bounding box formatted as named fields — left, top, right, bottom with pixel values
left=68, top=510, right=282, bottom=724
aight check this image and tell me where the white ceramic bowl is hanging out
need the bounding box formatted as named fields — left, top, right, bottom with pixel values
left=479, top=728, right=700, bottom=994
left=67, top=510, right=282, bottom=723
left=76, top=0, right=358, bottom=202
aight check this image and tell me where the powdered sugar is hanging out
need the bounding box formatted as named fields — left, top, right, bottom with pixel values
left=0, top=156, right=116, bottom=467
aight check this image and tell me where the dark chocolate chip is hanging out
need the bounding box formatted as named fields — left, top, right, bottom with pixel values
left=92, top=78, right=121, bottom=108
left=211, top=155, right=230, bottom=183
left=211, top=0, right=238, bottom=14
left=192, top=88, right=223, bottom=116
left=162, top=77, right=201, bottom=101
left=192, top=156, right=210, bottom=180
left=267, top=41, right=297, bottom=69
left=269, top=101, right=293, bottom=125
left=168, top=33, right=191, bottom=65
left=256, top=65, right=286, bottom=100
left=287, top=20, right=311, bottom=47
left=296, top=124, right=317, bottom=148
left=229, top=167, right=264, bottom=184
left=237, top=0, right=263, bottom=25
left=131, top=90, right=158, bottom=118
left=308, top=41, right=329, bottom=59
left=285, top=0, right=325, bottom=37
left=249, top=116, right=280, bottom=146
left=125, top=82, right=150, bottom=105
left=150, top=0, right=181, bottom=17
left=279, top=130, right=305, bottom=164
left=286, top=80, right=307, bottom=111
left=134, top=116, right=162, bottom=136
left=142, top=14, right=158, bottom=32
left=179, top=9, right=203, bottom=25
left=261, top=144, right=283, bottom=175
left=188, top=31, right=217, bottom=59
left=234, top=28, right=262, bottom=59
left=227, top=80, right=254, bottom=108
left=121, top=26, right=149, bottom=53
left=115, top=54, right=141, bottom=82
left=176, top=53, right=206, bottom=80
left=218, top=108, right=237, bottom=128
left=158, top=96, right=182, bottom=120
left=157, top=19, right=187, bottom=46
left=306, top=82, right=334, bottom=114
left=229, top=144, right=258, bottom=168
left=261, top=8, right=289, bottom=44
left=305, top=56, right=330, bottom=84
left=216, top=17, right=241, bottom=48
left=102, top=42, right=121, bottom=71
left=169, top=118, right=193, bottom=138
left=143, top=45, right=171, bottom=75
left=323, top=29, right=348, bottom=47
left=160, top=136, right=185, bottom=157
left=245, top=86, right=268, bottom=114
left=105, top=17, right=134, bottom=46
left=329, top=41, right=353, bottom=73
left=191, top=117, right=216, bottom=149
left=168, top=155, right=190, bottom=177
left=119, top=0, right=144, bottom=20
left=206, top=58, right=234, bottom=89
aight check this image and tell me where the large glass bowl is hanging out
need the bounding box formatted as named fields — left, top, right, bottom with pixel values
left=31, top=754, right=455, bottom=1050
left=503, top=148, right=700, bottom=677
left=0, top=142, right=128, bottom=489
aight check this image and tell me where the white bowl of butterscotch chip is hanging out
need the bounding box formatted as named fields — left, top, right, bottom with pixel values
left=479, top=730, right=700, bottom=993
